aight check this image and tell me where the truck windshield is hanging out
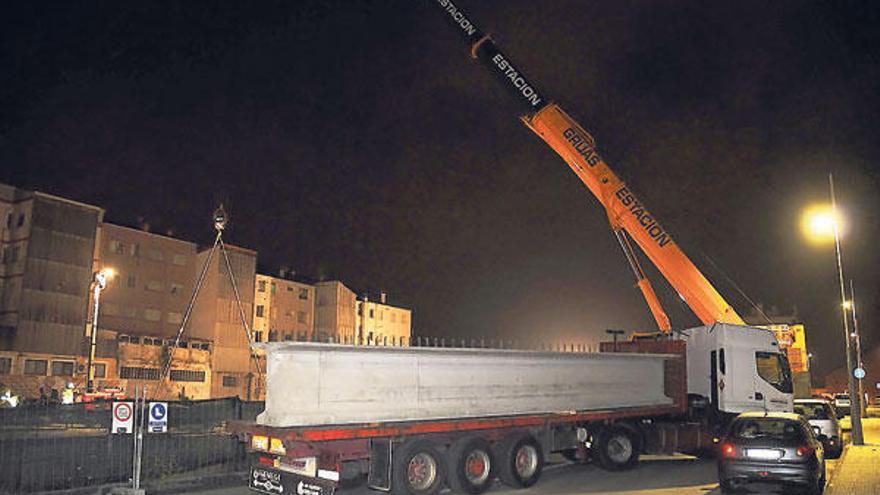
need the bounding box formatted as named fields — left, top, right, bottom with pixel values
left=756, top=352, right=793, bottom=393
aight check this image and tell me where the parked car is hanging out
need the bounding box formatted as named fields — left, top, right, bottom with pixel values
left=795, top=399, right=843, bottom=459
left=833, top=393, right=851, bottom=418
left=717, top=412, right=825, bottom=494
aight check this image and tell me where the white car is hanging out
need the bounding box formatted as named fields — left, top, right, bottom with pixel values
left=794, top=399, right=843, bottom=458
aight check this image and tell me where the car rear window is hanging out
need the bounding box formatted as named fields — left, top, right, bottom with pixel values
left=731, top=418, right=806, bottom=442
left=794, top=403, right=831, bottom=420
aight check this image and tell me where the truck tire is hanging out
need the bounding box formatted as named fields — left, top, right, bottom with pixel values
left=446, top=437, right=494, bottom=494
left=392, top=439, right=446, bottom=495
left=494, top=434, right=543, bottom=488
left=594, top=426, right=640, bottom=471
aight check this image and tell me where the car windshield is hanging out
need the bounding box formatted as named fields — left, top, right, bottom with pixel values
left=835, top=394, right=849, bottom=400
left=731, top=418, right=806, bottom=442
left=794, top=403, right=830, bottom=420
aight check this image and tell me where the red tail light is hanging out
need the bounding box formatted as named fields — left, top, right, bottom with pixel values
left=721, top=443, right=736, bottom=457
left=258, top=456, right=275, bottom=466
left=796, top=446, right=813, bottom=457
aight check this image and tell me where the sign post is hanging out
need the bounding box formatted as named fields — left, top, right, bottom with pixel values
left=111, top=401, right=134, bottom=434
left=148, top=402, right=168, bottom=433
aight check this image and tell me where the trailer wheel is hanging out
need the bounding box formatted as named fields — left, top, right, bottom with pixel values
left=446, top=437, right=494, bottom=494
left=392, top=439, right=446, bottom=495
left=594, top=426, right=640, bottom=471
left=495, top=434, right=543, bottom=488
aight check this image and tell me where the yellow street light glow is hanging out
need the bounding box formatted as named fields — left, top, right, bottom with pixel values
left=100, top=267, right=115, bottom=279
left=801, top=204, right=843, bottom=244
left=842, top=300, right=853, bottom=310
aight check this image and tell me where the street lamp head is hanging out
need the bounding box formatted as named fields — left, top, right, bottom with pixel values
left=801, top=204, right=843, bottom=244
left=94, top=267, right=115, bottom=290
left=842, top=300, right=853, bottom=310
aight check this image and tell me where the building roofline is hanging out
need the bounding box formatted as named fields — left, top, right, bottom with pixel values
left=101, top=222, right=197, bottom=247
left=34, top=191, right=105, bottom=218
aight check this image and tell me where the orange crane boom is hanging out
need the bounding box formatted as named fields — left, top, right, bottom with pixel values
left=430, top=0, right=745, bottom=330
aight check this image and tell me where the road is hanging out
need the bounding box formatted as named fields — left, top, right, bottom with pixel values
left=195, top=451, right=843, bottom=495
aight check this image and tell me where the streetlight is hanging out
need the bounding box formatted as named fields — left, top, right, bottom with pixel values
left=86, top=267, right=114, bottom=393
left=801, top=173, right=864, bottom=445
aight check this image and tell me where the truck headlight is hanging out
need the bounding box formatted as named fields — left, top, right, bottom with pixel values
left=252, top=435, right=269, bottom=451
left=270, top=437, right=286, bottom=455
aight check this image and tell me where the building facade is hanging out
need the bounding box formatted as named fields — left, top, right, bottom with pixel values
left=314, top=281, right=357, bottom=343
left=0, top=184, right=104, bottom=399
left=356, top=295, right=411, bottom=346
left=253, top=273, right=315, bottom=343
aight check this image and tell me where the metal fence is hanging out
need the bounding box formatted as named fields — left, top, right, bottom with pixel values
left=0, top=397, right=263, bottom=494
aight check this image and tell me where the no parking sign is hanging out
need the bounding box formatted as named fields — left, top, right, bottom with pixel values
left=148, top=402, right=168, bottom=433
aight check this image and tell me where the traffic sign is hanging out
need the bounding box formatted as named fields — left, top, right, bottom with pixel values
left=148, top=402, right=168, bottom=433
left=854, top=367, right=866, bottom=379
left=112, top=401, right=134, bottom=434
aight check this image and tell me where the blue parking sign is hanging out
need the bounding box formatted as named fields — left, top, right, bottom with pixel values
left=148, top=402, right=168, bottom=433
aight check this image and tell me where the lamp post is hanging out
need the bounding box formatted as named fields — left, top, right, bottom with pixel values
left=86, top=268, right=114, bottom=393
left=848, top=280, right=867, bottom=417
left=801, top=173, right=863, bottom=445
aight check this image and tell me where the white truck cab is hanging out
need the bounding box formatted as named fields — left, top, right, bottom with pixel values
left=681, top=323, right=793, bottom=415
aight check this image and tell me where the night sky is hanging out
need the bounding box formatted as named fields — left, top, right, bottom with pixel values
left=2, top=0, right=879, bottom=377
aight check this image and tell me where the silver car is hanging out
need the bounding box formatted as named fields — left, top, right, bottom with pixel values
left=795, top=399, right=843, bottom=458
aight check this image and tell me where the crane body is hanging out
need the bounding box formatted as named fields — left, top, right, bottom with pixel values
left=434, top=0, right=744, bottom=329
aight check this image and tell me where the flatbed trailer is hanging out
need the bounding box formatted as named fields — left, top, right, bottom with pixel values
left=230, top=340, right=724, bottom=495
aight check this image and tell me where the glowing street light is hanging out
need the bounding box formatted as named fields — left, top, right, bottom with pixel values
left=800, top=173, right=863, bottom=445
left=86, top=267, right=115, bottom=393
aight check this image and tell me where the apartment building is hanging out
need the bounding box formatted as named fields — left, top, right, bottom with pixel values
left=0, top=184, right=103, bottom=398
left=356, top=294, right=412, bottom=346
left=188, top=244, right=258, bottom=399
left=253, top=272, right=315, bottom=343
left=314, top=281, right=357, bottom=344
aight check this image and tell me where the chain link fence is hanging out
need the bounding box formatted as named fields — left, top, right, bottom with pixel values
left=0, top=397, right=263, bottom=493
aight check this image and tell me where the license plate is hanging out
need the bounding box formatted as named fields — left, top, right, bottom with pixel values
left=250, top=466, right=337, bottom=495
left=746, top=448, right=782, bottom=460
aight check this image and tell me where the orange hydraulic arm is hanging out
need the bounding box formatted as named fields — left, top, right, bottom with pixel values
left=430, top=0, right=745, bottom=329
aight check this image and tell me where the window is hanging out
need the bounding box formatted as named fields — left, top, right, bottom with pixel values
left=379, top=310, right=384, bottom=321
left=0, top=357, right=11, bottom=374
left=357, top=305, right=363, bottom=316
left=299, top=288, right=309, bottom=300
left=199, top=343, right=210, bottom=351
left=284, top=333, right=293, bottom=341
left=147, top=249, right=164, bottom=262
left=258, top=280, right=267, bottom=292
left=286, top=286, right=293, bottom=292
left=130, top=243, right=140, bottom=257
left=144, top=309, right=161, bottom=322
left=255, top=305, right=265, bottom=318
left=110, top=240, right=125, bottom=254
left=119, top=367, right=160, bottom=380
left=119, top=335, right=130, bottom=343
left=271, top=283, right=276, bottom=294
left=170, top=283, right=184, bottom=295
left=254, top=331, right=263, bottom=343
left=178, top=341, right=188, bottom=348
left=93, top=363, right=107, bottom=378
left=167, top=312, right=183, bottom=325
left=17, top=213, right=25, bottom=228
left=129, top=336, right=140, bottom=344
left=297, top=311, right=306, bottom=324
left=148, top=338, right=161, bottom=346
left=4, top=213, right=10, bottom=229
left=24, top=359, right=48, bottom=375
left=794, top=402, right=832, bottom=421
left=268, top=331, right=278, bottom=342
left=146, top=280, right=163, bottom=291
left=369, top=309, right=374, bottom=318
left=51, top=361, right=75, bottom=376
left=222, top=375, right=238, bottom=387
left=170, top=369, right=205, bottom=382
left=756, top=352, right=793, bottom=393
left=172, top=254, right=187, bottom=266
left=719, top=348, right=726, bottom=374
left=127, top=275, right=137, bottom=288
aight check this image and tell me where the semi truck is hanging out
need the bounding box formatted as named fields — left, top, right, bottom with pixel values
left=231, top=3, right=795, bottom=494
left=232, top=324, right=791, bottom=495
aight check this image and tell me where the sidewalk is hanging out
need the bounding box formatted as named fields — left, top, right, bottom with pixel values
left=825, top=417, right=880, bottom=495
